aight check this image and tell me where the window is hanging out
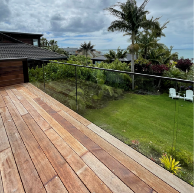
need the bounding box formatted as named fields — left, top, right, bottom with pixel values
left=33, top=39, right=38, bottom=46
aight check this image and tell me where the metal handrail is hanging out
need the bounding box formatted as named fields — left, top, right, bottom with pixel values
left=48, top=61, right=194, bottom=84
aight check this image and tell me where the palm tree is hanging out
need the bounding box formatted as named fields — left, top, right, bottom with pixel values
left=104, top=47, right=128, bottom=63
left=105, top=0, right=159, bottom=89
left=137, top=31, right=164, bottom=59
left=80, top=41, right=95, bottom=58
left=149, top=19, right=170, bottom=39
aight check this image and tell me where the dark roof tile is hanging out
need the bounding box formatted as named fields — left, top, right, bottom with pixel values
left=0, top=43, right=67, bottom=60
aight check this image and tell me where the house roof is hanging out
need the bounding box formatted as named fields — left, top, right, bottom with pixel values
left=91, top=53, right=136, bottom=62
left=0, top=43, right=67, bottom=61
left=63, top=48, right=78, bottom=52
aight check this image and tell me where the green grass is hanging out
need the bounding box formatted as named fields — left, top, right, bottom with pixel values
left=82, top=93, right=193, bottom=155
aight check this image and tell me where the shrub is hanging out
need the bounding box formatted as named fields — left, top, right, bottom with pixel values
left=151, top=64, right=169, bottom=75
left=97, top=59, right=130, bottom=71
left=134, top=58, right=150, bottom=73
left=163, top=67, right=185, bottom=79
left=159, top=153, right=181, bottom=174
left=167, top=148, right=193, bottom=170
left=176, top=59, right=193, bottom=72
left=67, top=55, right=93, bottom=66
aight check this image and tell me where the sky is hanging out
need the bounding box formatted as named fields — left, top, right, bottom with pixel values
left=0, top=0, right=193, bottom=50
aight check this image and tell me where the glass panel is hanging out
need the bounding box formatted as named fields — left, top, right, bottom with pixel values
left=29, top=61, right=76, bottom=111
left=28, top=62, right=193, bottom=185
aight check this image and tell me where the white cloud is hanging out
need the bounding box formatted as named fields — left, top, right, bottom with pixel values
left=0, top=0, right=193, bottom=49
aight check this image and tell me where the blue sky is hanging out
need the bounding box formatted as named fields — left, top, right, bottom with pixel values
left=0, top=0, right=193, bottom=50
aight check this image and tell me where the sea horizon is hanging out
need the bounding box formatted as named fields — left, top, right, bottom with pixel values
left=96, top=49, right=193, bottom=60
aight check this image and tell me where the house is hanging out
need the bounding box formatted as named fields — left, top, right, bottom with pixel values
left=76, top=48, right=101, bottom=58
left=91, top=53, right=137, bottom=64
left=63, top=47, right=78, bottom=55
left=0, top=31, right=67, bottom=87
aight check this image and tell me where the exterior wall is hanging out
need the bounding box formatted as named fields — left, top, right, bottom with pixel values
left=1, top=39, right=14, bottom=43
left=0, top=59, right=28, bottom=87
left=0, top=33, right=42, bottom=46
left=17, top=38, right=33, bottom=45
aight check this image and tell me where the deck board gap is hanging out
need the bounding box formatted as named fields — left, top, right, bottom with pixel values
left=0, top=170, right=4, bottom=193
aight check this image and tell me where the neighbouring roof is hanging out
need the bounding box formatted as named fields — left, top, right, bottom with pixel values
left=0, top=43, right=67, bottom=60
left=91, top=53, right=136, bottom=62
left=63, top=48, right=78, bottom=52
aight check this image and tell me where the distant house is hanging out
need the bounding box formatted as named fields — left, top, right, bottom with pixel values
left=77, top=48, right=101, bottom=58
left=91, top=53, right=137, bottom=64
left=0, top=31, right=67, bottom=87
left=63, top=47, right=78, bottom=55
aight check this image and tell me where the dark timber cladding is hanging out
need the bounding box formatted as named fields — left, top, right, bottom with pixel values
left=0, top=58, right=28, bottom=87
left=0, top=31, right=43, bottom=47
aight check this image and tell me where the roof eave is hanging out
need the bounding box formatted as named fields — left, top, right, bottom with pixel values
left=27, top=57, right=67, bottom=61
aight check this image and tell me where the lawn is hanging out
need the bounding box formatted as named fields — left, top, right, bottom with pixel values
left=82, top=93, right=193, bottom=155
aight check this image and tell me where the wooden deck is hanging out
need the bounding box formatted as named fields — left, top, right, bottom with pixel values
left=0, top=83, right=192, bottom=193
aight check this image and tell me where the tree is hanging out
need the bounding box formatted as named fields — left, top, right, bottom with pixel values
left=105, top=0, right=158, bottom=89
left=40, top=37, right=49, bottom=47
left=80, top=41, right=95, bottom=58
left=49, top=39, right=57, bottom=46
left=147, top=46, right=178, bottom=65
left=104, top=47, right=128, bottom=63
left=148, top=18, right=169, bottom=39
left=40, top=37, right=68, bottom=56
left=136, top=31, right=164, bottom=59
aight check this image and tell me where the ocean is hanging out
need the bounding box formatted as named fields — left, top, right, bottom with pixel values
left=97, top=49, right=194, bottom=60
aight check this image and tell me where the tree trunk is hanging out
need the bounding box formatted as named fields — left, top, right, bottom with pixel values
left=136, top=52, right=138, bottom=59
left=131, top=32, right=135, bottom=90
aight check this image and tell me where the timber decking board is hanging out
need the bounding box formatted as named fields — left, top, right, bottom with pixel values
left=11, top=88, right=51, bottom=131
left=0, top=83, right=191, bottom=193
left=45, top=129, right=112, bottom=193
left=1, top=95, right=58, bottom=186
left=0, top=116, right=10, bottom=153
left=24, top=83, right=91, bottom=125
left=58, top=110, right=181, bottom=193
left=18, top=89, right=88, bottom=157
left=0, top=105, right=46, bottom=193
left=0, top=148, right=25, bottom=193
left=35, top=99, right=153, bottom=193
left=5, top=89, right=28, bottom=116
left=22, top=113, right=89, bottom=193
left=0, top=89, right=7, bottom=97
left=0, top=95, right=6, bottom=108
left=0, top=171, right=3, bottom=193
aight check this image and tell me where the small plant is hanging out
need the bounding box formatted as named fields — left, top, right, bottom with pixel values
left=131, top=140, right=140, bottom=150
left=159, top=153, right=181, bottom=174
